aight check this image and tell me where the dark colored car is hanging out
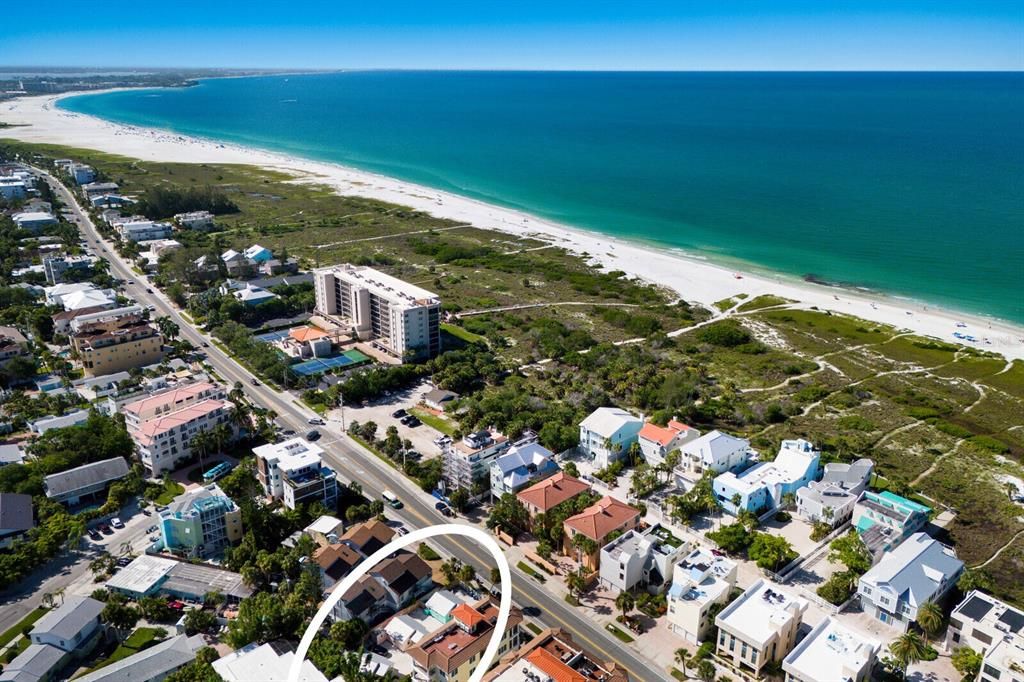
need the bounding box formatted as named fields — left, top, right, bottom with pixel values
left=146, top=288, right=153, bottom=293
left=250, top=379, right=260, bottom=386
left=405, top=417, right=421, bottom=427
left=306, top=429, right=321, bottom=441
left=391, top=409, right=407, bottom=419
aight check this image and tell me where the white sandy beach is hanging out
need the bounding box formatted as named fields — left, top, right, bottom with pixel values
left=3, top=92, right=1023, bottom=361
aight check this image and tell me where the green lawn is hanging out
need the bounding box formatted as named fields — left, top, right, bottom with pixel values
left=82, top=628, right=166, bottom=674
left=441, top=322, right=487, bottom=345
left=516, top=561, right=546, bottom=583
left=0, top=608, right=48, bottom=649
left=409, top=407, right=456, bottom=436
left=153, top=480, right=184, bottom=505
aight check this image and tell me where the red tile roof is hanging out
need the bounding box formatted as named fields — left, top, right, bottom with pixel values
left=638, top=420, right=693, bottom=446
left=516, top=472, right=590, bottom=512
left=563, top=496, right=640, bottom=541
left=451, top=603, right=485, bottom=629
left=526, top=648, right=587, bottom=682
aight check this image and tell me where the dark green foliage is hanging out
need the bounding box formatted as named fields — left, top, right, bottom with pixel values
left=136, top=185, right=238, bottom=219
left=696, top=320, right=752, bottom=347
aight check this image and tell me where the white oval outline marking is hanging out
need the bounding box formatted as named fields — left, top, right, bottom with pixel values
left=288, top=523, right=513, bottom=682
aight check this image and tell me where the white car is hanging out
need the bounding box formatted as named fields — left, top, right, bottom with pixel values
left=110, top=517, right=124, bottom=529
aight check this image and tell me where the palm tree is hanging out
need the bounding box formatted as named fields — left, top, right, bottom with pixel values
left=696, top=660, right=716, bottom=682
left=566, top=570, right=586, bottom=601
left=916, top=601, right=944, bottom=643
left=615, top=591, right=635, bottom=621
left=229, top=403, right=250, bottom=433
left=190, top=430, right=213, bottom=472
left=675, top=648, right=692, bottom=676
left=889, top=631, right=928, bottom=678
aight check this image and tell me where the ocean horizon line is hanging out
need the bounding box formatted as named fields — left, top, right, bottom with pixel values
left=52, top=72, right=1024, bottom=326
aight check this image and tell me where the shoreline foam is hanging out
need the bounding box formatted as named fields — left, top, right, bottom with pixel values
left=3, top=91, right=1023, bottom=361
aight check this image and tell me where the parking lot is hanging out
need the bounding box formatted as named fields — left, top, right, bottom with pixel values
left=327, top=379, right=449, bottom=458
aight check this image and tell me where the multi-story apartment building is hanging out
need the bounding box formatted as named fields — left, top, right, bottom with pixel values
left=485, top=627, right=629, bottom=682
left=159, top=484, right=243, bottom=558
left=715, top=580, right=808, bottom=676
left=173, top=211, right=215, bottom=231
left=852, top=490, right=931, bottom=560
left=408, top=597, right=524, bottom=682
left=667, top=547, right=738, bottom=643
left=123, top=382, right=226, bottom=429
left=578, top=407, right=643, bottom=469
left=117, top=219, right=173, bottom=242
left=782, top=617, right=879, bottom=682
left=857, top=532, right=964, bottom=631
left=948, top=590, right=1024, bottom=682
left=442, top=429, right=510, bottom=494
left=124, top=383, right=232, bottom=476
left=252, top=437, right=338, bottom=510
left=43, top=254, right=97, bottom=284
left=70, top=310, right=164, bottom=378
left=313, top=264, right=441, bottom=361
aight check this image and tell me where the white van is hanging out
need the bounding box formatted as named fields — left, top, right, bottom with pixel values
left=382, top=490, right=403, bottom=509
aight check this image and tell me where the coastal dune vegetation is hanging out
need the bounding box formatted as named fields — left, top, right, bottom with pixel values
left=3, top=139, right=1023, bottom=606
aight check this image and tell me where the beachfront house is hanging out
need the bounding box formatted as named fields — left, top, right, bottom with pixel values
left=637, top=419, right=700, bottom=468
left=857, top=532, right=963, bottom=631
left=713, top=439, right=820, bottom=515
left=852, top=490, right=931, bottom=560
left=675, top=430, right=755, bottom=489
left=796, top=458, right=874, bottom=527
left=578, top=407, right=643, bottom=469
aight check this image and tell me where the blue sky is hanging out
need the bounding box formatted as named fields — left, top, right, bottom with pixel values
left=1, top=1, right=1021, bottom=70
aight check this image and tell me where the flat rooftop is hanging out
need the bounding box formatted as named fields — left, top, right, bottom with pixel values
left=784, top=618, right=878, bottom=682
left=717, top=580, right=806, bottom=646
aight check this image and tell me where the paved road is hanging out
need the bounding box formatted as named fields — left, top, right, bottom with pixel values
left=40, top=170, right=667, bottom=681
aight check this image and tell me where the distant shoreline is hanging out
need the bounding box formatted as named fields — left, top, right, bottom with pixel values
left=3, top=89, right=1023, bottom=361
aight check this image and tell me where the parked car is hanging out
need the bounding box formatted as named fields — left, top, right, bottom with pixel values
left=116, top=557, right=133, bottom=567
left=405, top=417, right=421, bottom=428
left=99, top=524, right=112, bottom=534
left=149, top=535, right=160, bottom=542
left=110, top=517, right=124, bottom=529
left=87, top=529, right=101, bottom=540
left=146, top=525, right=158, bottom=534
left=391, top=409, right=407, bottom=419
left=435, top=502, right=455, bottom=517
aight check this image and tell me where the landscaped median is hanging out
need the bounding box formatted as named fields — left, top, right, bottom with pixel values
left=516, top=560, right=546, bottom=583
left=605, top=623, right=635, bottom=643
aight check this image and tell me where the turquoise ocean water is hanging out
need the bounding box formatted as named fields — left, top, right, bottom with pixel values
left=59, top=72, right=1024, bottom=323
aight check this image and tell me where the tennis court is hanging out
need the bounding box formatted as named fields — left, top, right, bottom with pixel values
left=291, top=349, right=371, bottom=376
left=255, top=329, right=292, bottom=343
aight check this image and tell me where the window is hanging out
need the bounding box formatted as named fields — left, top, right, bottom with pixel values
left=982, top=664, right=1001, bottom=680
